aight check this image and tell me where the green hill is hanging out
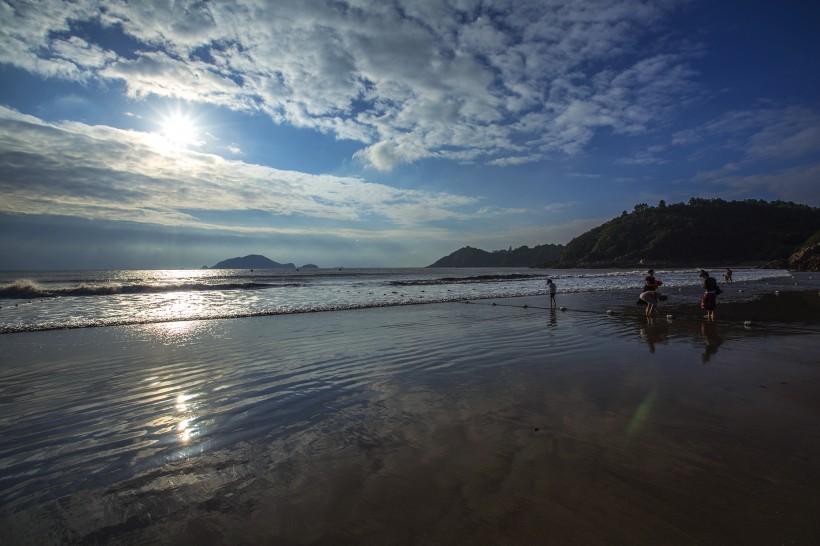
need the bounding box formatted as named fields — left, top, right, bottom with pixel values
left=428, top=244, right=563, bottom=268
left=554, top=198, right=820, bottom=268
left=427, top=199, right=820, bottom=270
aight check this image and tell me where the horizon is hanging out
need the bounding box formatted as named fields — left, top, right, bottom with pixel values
left=1, top=1, right=819, bottom=270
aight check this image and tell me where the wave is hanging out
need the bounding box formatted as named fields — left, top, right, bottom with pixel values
left=390, top=273, right=547, bottom=286
left=0, top=280, right=294, bottom=299
left=0, top=287, right=605, bottom=335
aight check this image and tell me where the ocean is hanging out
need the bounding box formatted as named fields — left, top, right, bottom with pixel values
left=0, top=267, right=792, bottom=334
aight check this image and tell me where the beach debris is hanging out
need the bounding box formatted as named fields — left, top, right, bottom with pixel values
left=560, top=306, right=567, bottom=311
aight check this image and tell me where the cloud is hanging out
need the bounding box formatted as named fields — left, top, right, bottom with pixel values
left=0, top=106, right=481, bottom=235
left=0, top=0, right=699, bottom=170
left=703, top=163, right=820, bottom=206
left=675, top=104, right=820, bottom=160
left=469, top=216, right=608, bottom=250
left=617, top=144, right=668, bottom=165
left=676, top=104, right=820, bottom=201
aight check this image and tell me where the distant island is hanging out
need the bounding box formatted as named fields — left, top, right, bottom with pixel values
left=429, top=199, right=820, bottom=271
left=204, top=254, right=319, bottom=269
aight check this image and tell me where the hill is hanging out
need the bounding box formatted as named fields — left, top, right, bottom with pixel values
left=210, top=254, right=296, bottom=269
left=553, top=198, right=820, bottom=268
left=428, top=244, right=563, bottom=268
left=786, top=229, right=820, bottom=271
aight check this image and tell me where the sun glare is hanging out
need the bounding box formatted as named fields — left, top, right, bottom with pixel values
left=160, top=112, right=199, bottom=149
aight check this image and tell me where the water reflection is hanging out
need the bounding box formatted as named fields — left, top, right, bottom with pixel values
left=639, top=317, right=667, bottom=353
left=546, top=307, right=557, bottom=328
left=635, top=316, right=726, bottom=362
left=175, top=393, right=198, bottom=445
left=700, top=322, right=723, bottom=363
left=146, top=318, right=208, bottom=345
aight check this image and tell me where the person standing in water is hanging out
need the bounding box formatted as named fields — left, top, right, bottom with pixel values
left=723, top=268, right=733, bottom=283
left=546, top=278, right=557, bottom=308
left=639, top=269, right=662, bottom=317
left=700, top=269, right=721, bottom=320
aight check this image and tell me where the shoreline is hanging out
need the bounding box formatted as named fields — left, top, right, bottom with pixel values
left=1, top=270, right=814, bottom=336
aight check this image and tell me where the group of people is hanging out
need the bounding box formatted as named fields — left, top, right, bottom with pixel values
left=639, top=268, right=724, bottom=320
left=546, top=267, right=726, bottom=320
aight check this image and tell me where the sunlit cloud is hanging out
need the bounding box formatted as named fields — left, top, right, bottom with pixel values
left=0, top=0, right=702, bottom=171
left=0, top=106, right=481, bottom=234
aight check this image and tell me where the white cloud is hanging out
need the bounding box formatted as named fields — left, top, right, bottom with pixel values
left=678, top=104, right=820, bottom=192
left=676, top=104, right=820, bottom=160
left=710, top=163, right=820, bottom=206
left=617, top=144, right=668, bottom=165
left=0, top=0, right=700, bottom=170
left=0, top=106, right=481, bottom=233
left=471, top=216, right=608, bottom=249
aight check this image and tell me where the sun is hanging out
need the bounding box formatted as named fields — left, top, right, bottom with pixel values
left=160, top=112, right=199, bottom=150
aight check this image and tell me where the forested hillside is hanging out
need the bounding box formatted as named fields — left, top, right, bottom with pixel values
left=429, top=199, right=820, bottom=269
left=554, top=199, right=820, bottom=268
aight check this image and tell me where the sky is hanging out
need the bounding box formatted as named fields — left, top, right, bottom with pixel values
left=1, top=0, right=819, bottom=269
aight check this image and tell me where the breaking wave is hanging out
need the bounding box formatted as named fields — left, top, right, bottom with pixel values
left=0, top=280, right=292, bottom=299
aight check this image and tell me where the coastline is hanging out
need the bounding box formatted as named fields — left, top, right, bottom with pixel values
left=1, top=276, right=819, bottom=545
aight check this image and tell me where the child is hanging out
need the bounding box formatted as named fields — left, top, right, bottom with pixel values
left=700, top=269, right=721, bottom=320
left=547, top=278, right=556, bottom=307
left=639, top=269, right=662, bottom=317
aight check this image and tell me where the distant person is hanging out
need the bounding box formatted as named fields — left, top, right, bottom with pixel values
left=546, top=278, right=556, bottom=307
left=699, top=269, right=721, bottom=320
left=639, top=269, right=662, bottom=317
left=723, top=268, right=733, bottom=283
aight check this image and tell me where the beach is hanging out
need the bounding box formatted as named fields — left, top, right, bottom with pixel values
left=2, top=275, right=820, bottom=545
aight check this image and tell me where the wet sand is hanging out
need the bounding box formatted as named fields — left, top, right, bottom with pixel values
left=1, top=275, right=819, bottom=545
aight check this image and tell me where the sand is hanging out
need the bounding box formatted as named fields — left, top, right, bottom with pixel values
left=1, top=274, right=819, bottom=545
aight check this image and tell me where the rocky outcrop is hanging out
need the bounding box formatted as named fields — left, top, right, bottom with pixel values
left=788, top=243, right=820, bottom=271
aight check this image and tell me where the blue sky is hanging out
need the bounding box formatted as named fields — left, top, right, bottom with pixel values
left=1, top=0, right=818, bottom=269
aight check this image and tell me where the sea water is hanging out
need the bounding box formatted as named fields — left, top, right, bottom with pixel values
left=0, top=267, right=791, bottom=333
left=0, top=266, right=814, bottom=544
